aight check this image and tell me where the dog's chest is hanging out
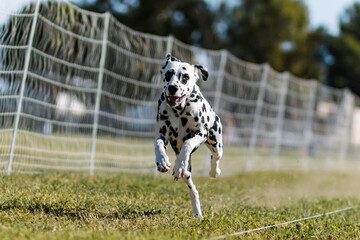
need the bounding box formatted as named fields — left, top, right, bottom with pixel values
left=166, top=108, right=199, bottom=154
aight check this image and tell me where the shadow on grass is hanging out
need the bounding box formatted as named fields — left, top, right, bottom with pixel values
left=0, top=200, right=162, bottom=221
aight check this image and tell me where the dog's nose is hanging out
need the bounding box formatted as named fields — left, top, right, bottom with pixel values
left=168, top=85, right=178, bottom=95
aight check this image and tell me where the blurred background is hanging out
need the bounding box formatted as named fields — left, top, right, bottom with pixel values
left=2, top=0, right=360, bottom=95
left=74, top=0, right=360, bottom=93
left=1, top=0, right=360, bottom=175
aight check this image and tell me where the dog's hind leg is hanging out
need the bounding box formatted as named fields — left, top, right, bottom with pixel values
left=206, top=128, right=223, bottom=178
left=210, top=154, right=221, bottom=178
left=182, top=157, right=203, bottom=219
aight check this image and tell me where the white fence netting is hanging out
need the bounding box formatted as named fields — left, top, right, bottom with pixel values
left=0, top=0, right=358, bottom=175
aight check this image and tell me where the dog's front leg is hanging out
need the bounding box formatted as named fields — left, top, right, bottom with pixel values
left=173, top=135, right=205, bottom=180
left=155, top=135, right=171, bottom=172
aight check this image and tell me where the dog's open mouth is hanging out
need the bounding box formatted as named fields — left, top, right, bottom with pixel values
left=166, top=94, right=186, bottom=106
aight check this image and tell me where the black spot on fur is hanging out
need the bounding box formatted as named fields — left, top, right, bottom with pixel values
left=160, top=93, right=165, bottom=101
left=162, top=60, right=169, bottom=69
left=165, top=120, right=171, bottom=126
left=171, top=56, right=180, bottom=62
left=160, top=114, right=168, bottom=121
left=191, top=146, right=199, bottom=154
left=209, top=134, right=216, bottom=141
left=194, top=117, right=199, bottom=122
left=194, top=64, right=208, bottom=81
left=160, top=126, right=167, bottom=136
left=165, top=69, right=175, bottom=82
left=170, top=126, right=178, bottom=138
left=170, top=139, right=179, bottom=154
left=202, top=104, right=206, bottom=112
left=213, top=120, right=218, bottom=132
left=183, top=134, right=191, bottom=142
left=157, top=94, right=165, bottom=122
left=174, top=105, right=185, bottom=115
left=173, top=107, right=184, bottom=118
left=207, top=116, right=210, bottom=122
left=181, top=117, right=188, bottom=126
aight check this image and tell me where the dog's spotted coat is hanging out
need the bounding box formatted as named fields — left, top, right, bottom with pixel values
left=155, top=54, right=223, bottom=219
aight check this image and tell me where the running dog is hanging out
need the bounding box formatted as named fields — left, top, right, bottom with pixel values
left=155, top=54, right=223, bottom=219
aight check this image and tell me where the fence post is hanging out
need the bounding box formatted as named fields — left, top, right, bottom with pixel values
left=89, top=12, right=110, bottom=176
left=7, top=0, right=41, bottom=175
left=338, top=89, right=354, bottom=169
left=166, top=35, right=174, bottom=55
left=213, top=50, right=227, bottom=113
left=301, top=80, right=317, bottom=171
left=273, top=72, right=289, bottom=170
left=246, top=63, right=269, bottom=172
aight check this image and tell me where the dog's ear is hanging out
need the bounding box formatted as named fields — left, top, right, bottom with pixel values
left=166, top=54, right=181, bottom=62
left=162, top=54, right=181, bottom=70
left=194, top=64, right=208, bottom=81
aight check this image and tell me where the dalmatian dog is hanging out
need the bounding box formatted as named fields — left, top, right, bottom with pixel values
left=155, top=54, right=223, bottom=219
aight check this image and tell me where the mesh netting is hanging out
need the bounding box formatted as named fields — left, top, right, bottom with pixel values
left=0, top=0, right=357, bottom=174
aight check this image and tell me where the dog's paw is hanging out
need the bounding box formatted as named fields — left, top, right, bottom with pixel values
left=172, top=164, right=189, bottom=181
left=156, top=156, right=171, bottom=173
left=194, top=213, right=204, bottom=220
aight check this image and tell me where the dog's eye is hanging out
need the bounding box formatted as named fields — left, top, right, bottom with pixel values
left=182, top=74, right=189, bottom=84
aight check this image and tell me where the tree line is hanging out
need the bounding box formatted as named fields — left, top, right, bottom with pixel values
left=79, top=0, right=360, bottom=96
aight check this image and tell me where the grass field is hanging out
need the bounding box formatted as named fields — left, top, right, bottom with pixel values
left=0, top=171, right=359, bottom=239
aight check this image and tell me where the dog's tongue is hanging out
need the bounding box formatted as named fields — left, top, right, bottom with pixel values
left=168, top=96, right=180, bottom=102
left=166, top=95, right=185, bottom=106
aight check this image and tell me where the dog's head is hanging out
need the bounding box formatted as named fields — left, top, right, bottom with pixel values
left=160, top=54, right=208, bottom=107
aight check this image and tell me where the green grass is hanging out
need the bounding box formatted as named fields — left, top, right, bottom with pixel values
left=0, top=171, right=359, bottom=239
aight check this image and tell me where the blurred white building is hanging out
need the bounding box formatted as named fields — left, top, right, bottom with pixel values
left=352, top=108, right=360, bottom=146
